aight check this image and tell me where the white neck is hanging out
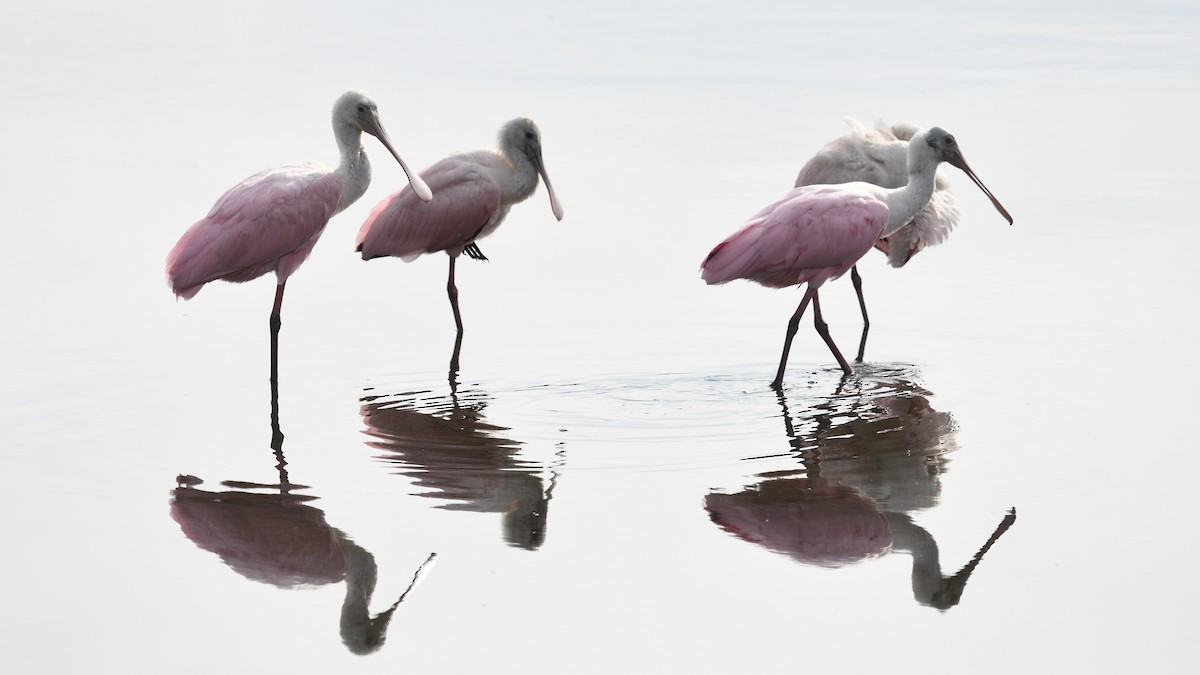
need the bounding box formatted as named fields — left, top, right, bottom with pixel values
left=879, top=150, right=939, bottom=238
left=498, top=145, right=540, bottom=206
left=332, top=122, right=371, bottom=214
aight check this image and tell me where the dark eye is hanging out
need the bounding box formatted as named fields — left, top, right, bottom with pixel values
left=524, top=131, right=535, bottom=140
left=357, top=104, right=368, bottom=114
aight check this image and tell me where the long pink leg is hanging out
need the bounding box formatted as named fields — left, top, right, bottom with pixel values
left=771, top=286, right=816, bottom=389
left=811, top=292, right=852, bottom=376
left=270, top=282, right=285, bottom=383
left=850, top=265, right=870, bottom=362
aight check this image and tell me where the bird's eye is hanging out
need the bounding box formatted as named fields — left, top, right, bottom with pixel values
left=524, top=131, right=535, bottom=140
left=357, top=104, right=368, bottom=114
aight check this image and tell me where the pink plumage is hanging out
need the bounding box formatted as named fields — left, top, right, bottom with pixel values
left=167, top=164, right=341, bottom=298
left=794, top=118, right=959, bottom=268
left=163, top=89, right=430, bottom=382
left=355, top=118, right=563, bottom=364
left=357, top=156, right=504, bottom=262
left=701, top=186, right=888, bottom=289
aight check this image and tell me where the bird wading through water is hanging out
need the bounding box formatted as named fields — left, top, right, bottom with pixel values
left=794, top=118, right=961, bottom=361
left=356, top=118, right=564, bottom=373
left=701, top=127, right=1012, bottom=388
left=166, top=90, right=432, bottom=382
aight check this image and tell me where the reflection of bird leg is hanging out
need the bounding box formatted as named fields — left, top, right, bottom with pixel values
left=218, top=375, right=309, bottom=492
left=775, top=388, right=825, bottom=478
left=885, top=509, right=1016, bottom=610
left=270, top=282, right=285, bottom=383
left=269, top=375, right=290, bottom=489
left=775, top=388, right=797, bottom=439
left=448, top=333, right=463, bottom=392
left=850, top=266, right=870, bottom=363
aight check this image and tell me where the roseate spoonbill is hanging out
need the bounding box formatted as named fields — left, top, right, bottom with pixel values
left=794, top=119, right=960, bottom=361
left=356, top=117, right=564, bottom=370
left=165, top=89, right=432, bottom=381
left=701, top=127, right=1011, bottom=388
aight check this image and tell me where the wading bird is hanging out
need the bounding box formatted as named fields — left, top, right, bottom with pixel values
left=794, top=119, right=960, bottom=360
left=166, top=90, right=432, bottom=381
left=356, top=118, right=564, bottom=370
left=701, top=127, right=1011, bottom=388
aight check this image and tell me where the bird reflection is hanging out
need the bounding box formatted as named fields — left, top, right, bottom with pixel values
left=705, top=371, right=1015, bottom=610
left=170, top=379, right=436, bottom=654
left=360, top=377, right=553, bottom=550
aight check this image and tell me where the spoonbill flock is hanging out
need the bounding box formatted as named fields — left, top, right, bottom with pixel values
left=165, top=91, right=1011, bottom=388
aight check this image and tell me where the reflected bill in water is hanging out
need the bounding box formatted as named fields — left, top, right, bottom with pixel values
left=360, top=379, right=556, bottom=550
left=706, top=368, right=1015, bottom=610
left=170, top=379, right=436, bottom=654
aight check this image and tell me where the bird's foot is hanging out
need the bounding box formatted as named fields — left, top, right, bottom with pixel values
left=464, top=243, right=489, bottom=261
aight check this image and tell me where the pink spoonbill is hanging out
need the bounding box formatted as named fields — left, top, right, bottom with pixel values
left=165, top=90, right=432, bottom=381
left=355, top=118, right=564, bottom=369
left=794, top=119, right=961, bottom=361
left=701, top=127, right=1011, bottom=388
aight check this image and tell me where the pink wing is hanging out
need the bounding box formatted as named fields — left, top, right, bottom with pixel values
left=701, top=186, right=888, bottom=289
left=357, top=157, right=502, bottom=262
left=166, top=162, right=342, bottom=299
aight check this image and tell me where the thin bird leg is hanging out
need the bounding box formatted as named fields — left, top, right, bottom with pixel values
left=447, top=255, right=464, bottom=337
left=812, top=291, right=853, bottom=376
left=771, top=286, right=816, bottom=390
left=850, top=265, right=870, bottom=362
left=270, top=282, right=285, bottom=383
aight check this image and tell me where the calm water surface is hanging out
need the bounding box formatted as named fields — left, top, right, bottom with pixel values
left=2, top=1, right=1198, bottom=673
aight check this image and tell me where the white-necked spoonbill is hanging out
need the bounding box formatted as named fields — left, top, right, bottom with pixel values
left=794, top=118, right=961, bottom=360
left=701, top=127, right=1011, bottom=388
left=355, top=117, right=563, bottom=371
left=166, top=89, right=432, bottom=381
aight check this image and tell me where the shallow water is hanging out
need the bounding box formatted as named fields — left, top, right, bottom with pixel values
left=3, top=1, right=1199, bottom=673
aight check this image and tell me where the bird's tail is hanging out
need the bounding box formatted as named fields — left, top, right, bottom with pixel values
left=701, top=235, right=760, bottom=286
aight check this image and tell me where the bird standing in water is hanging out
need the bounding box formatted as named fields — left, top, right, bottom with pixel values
left=166, top=90, right=432, bottom=382
left=356, top=117, right=564, bottom=372
left=702, top=127, right=1011, bottom=388
left=794, top=119, right=960, bottom=360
